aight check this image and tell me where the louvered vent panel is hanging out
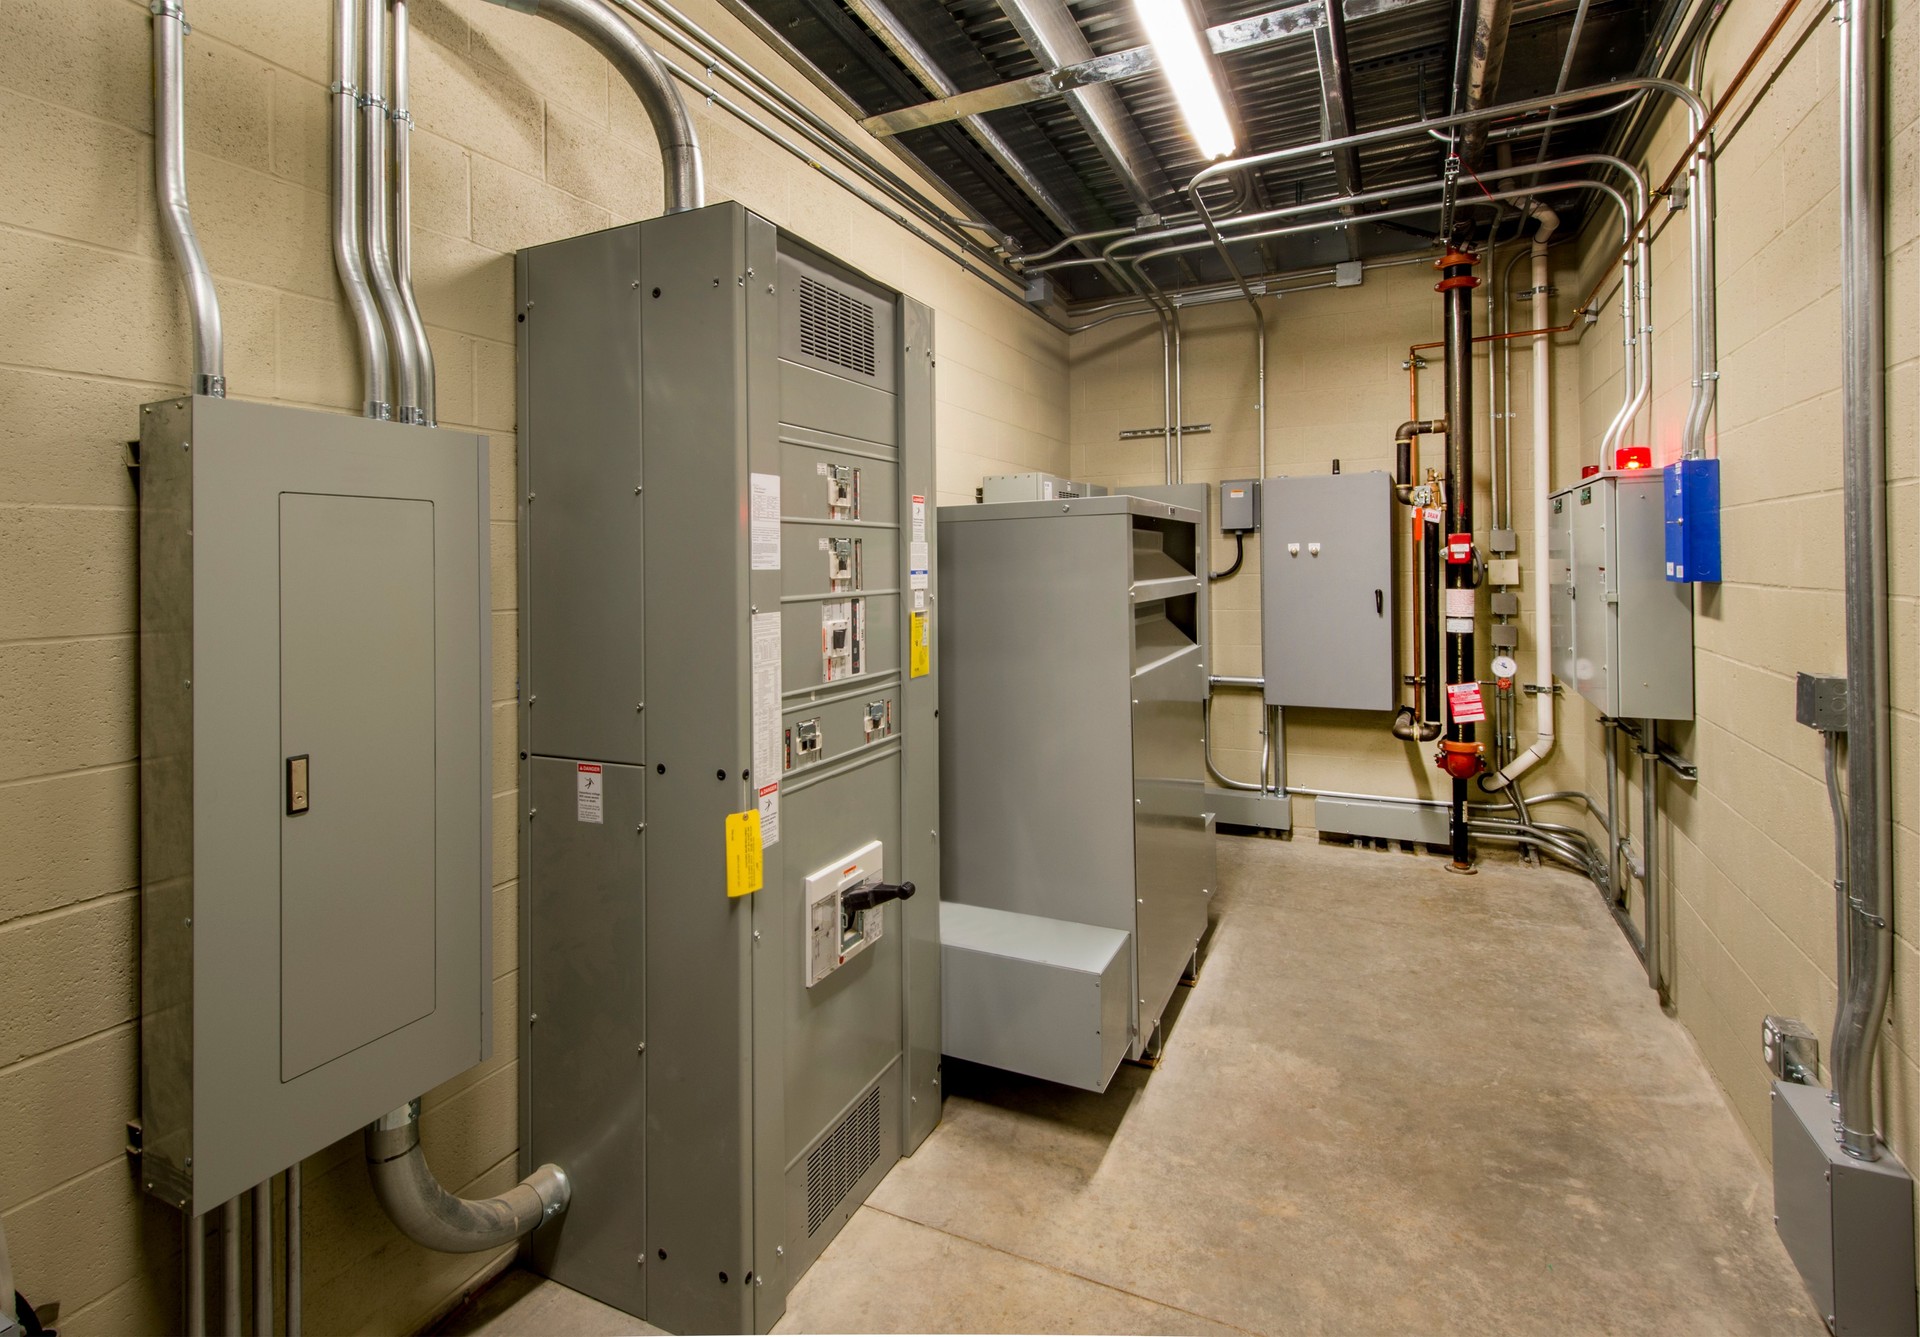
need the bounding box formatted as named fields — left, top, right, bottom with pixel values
left=797, top=276, right=877, bottom=377
left=805, top=1087, right=882, bottom=1236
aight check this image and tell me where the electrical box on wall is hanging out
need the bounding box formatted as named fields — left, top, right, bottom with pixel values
left=1548, top=470, right=1694, bottom=720
left=1664, top=456, right=1722, bottom=583
left=137, top=396, right=491, bottom=1217
left=1219, top=478, right=1259, bottom=533
left=1260, top=471, right=1396, bottom=711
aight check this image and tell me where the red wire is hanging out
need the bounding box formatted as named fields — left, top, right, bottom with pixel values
left=1458, top=154, right=1499, bottom=203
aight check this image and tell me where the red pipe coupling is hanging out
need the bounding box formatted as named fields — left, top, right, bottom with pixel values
left=1435, top=739, right=1485, bottom=779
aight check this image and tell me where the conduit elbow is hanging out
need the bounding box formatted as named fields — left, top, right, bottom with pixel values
left=366, top=1101, right=570, bottom=1254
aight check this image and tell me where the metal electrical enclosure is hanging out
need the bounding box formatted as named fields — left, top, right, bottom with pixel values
left=938, top=496, right=1211, bottom=1089
left=137, top=396, right=491, bottom=1217
left=1260, top=471, right=1396, bottom=711
left=1548, top=471, right=1694, bottom=720
left=515, top=203, right=940, bottom=1334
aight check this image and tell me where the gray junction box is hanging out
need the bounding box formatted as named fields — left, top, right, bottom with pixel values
left=137, top=396, right=492, bottom=1217
left=1548, top=471, right=1694, bottom=720
left=515, top=203, right=940, bottom=1334
left=937, top=496, right=1212, bottom=1090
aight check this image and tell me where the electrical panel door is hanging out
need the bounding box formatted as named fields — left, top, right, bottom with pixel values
left=1261, top=471, right=1396, bottom=711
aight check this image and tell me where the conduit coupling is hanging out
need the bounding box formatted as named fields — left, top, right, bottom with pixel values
left=365, top=1101, right=570, bottom=1253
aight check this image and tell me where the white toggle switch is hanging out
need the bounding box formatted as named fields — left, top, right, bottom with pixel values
left=1308, top=542, right=1322, bottom=556
left=1288, top=543, right=1300, bottom=556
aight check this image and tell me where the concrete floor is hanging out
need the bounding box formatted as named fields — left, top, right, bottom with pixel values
left=444, top=831, right=1821, bottom=1335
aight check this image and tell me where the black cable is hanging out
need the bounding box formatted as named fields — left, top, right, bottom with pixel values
left=1209, top=531, right=1246, bottom=581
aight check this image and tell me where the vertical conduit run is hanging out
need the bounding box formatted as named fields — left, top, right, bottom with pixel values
left=1438, top=249, right=1480, bottom=868
left=1832, top=0, right=1889, bottom=1162
left=332, top=0, right=390, bottom=418
left=392, top=0, right=436, bottom=424
left=251, top=1182, right=272, bottom=1336
left=221, top=1199, right=240, bottom=1337
left=1641, top=720, right=1664, bottom=1000
left=363, top=0, right=423, bottom=424
left=151, top=0, right=224, bottom=397
left=285, top=1165, right=302, bottom=1337
left=184, top=1213, right=205, bottom=1337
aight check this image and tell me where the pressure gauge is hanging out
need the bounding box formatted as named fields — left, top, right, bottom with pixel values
left=1491, top=654, right=1519, bottom=679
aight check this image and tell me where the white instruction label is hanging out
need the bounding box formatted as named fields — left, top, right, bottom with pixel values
left=576, top=762, right=604, bottom=824
left=750, top=472, right=781, bottom=571
left=1446, top=617, right=1474, bottom=634
left=911, top=495, right=927, bottom=544
left=751, top=611, right=781, bottom=847
left=1445, top=588, right=1476, bottom=618
left=909, top=541, right=929, bottom=592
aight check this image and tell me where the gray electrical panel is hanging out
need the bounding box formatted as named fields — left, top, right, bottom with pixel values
left=1261, top=471, right=1396, bottom=711
left=938, top=496, right=1211, bottom=1089
left=137, top=396, right=491, bottom=1217
left=1219, top=478, right=1259, bottom=532
left=515, top=202, right=940, bottom=1334
left=1548, top=471, right=1694, bottom=720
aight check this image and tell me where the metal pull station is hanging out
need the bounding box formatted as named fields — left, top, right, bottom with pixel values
left=286, top=754, right=310, bottom=815
left=840, top=881, right=915, bottom=915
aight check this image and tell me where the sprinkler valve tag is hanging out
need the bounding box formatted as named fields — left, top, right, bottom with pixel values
left=1445, top=533, right=1472, bottom=564
left=1446, top=682, right=1486, bottom=724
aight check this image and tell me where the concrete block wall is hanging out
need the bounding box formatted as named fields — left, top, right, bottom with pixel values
left=1561, top=0, right=1920, bottom=1255
left=0, top=0, right=1065, bottom=1331
left=1068, top=263, right=1589, bottom=822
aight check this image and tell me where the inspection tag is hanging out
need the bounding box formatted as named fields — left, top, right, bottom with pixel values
left=909, top=609, right=931, bottom=678
left=1447, top=682, right=1487, bottom=724
left=725, top=809, right=764, bottom=897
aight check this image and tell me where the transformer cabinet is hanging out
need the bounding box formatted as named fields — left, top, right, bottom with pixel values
left=937, top=496, right=1212, bottom=1092
left=515, top=202, right=941, bottom=1334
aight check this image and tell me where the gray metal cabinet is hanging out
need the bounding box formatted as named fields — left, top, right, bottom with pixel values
left=1548, top=471, right=1694, bottom=720
left=516, top=203, right=939, bottom=1334
left=1261, top=471, right=1397, bottom=711
left=136, top=396, right=491, bottom=1217
left=938, top=496, right=1211, bottom=1090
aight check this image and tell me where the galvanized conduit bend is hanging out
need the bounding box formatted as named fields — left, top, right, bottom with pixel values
left=392, top=0, right=437, bottom=423
left=332, top=0, right=391, bottom=419
left=480, top=0, right=702, bottom=214
left=151, top=1, right=224, bottom=397
left=366, top=1101, right=570, bottom=1252
left=363, top=0, right=421, bottom=423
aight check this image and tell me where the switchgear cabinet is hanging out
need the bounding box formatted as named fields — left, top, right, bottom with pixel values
left=938, top=496, right=1212, bottom=1091
left=515, top=203, right=940, bottom=1334
left=1548, top=470, right=1694, bottom=720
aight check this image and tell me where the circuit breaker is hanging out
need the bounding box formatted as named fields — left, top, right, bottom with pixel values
left=1548, top=470, right=1694, bottom=719
left=515, top=202, right=940, bottom=1334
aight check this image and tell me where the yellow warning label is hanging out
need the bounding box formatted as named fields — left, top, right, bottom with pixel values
left=909, top=610, right=931, bottom=679
left=725, top=809, right=763, bottom=897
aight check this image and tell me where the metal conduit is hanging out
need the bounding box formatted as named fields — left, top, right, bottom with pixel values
left=185, top=1212, right=206, bottom=1337
left=332, top=0, right=391, bottom=419
left=366, top=1100, right=571, bottom=1252
left=151, top=1, right=224, bottom=397
left=479, top=0, right=701, bottom=212
left=363, top=0, right=422, bottom=424
left=221, top=1198, right=240, bottom=1337
left=251, top=1182, right=272, bottom=1336
left=1833, top=0, right=1890, bottom=1162
left=286, top=1165, right=302, bottom=1337
left=392, top=0, right=437, bottom=423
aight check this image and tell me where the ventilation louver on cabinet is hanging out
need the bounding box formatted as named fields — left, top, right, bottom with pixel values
left=806, top=1086, right=881, bottom=1235
left=797, top=276, right=877, bottom=378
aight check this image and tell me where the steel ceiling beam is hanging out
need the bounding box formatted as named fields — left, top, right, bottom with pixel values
left=860, top=0, right=1444, bottom=137
left=995, top=0, right=1172, bottom=211
left=838, top=0, right=1089, bottom=234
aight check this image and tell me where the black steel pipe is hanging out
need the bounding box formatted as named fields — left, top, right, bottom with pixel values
left=1423, top=518, right=1443, bottom=731
left=1440, top=251, right=1479, bottom=868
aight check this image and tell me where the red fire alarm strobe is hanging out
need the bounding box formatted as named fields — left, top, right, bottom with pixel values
left=1581, top=464, right=1602, bottom=479
left=1616, top=446, right=1652, bottom=470
left=1445, top=533, right=1472, bottom=564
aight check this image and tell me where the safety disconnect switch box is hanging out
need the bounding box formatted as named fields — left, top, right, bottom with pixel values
left=137, top=396, right=492, bottom=1218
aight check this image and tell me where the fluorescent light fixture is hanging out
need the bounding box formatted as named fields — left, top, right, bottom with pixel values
left=1133, top=0, right=1236, bottom=161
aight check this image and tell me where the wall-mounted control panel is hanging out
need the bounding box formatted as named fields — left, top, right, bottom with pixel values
left=805, top=841, right=915, bottom=987
left=1548, top=470, right=1694, bottom=720
left=1219, top=479, right=1259, bottom=533
left=1260, top=471, right=1396, bottom=711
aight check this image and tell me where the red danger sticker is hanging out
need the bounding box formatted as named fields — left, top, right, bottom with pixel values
left=1447, top=682, right=1486, bottom=724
